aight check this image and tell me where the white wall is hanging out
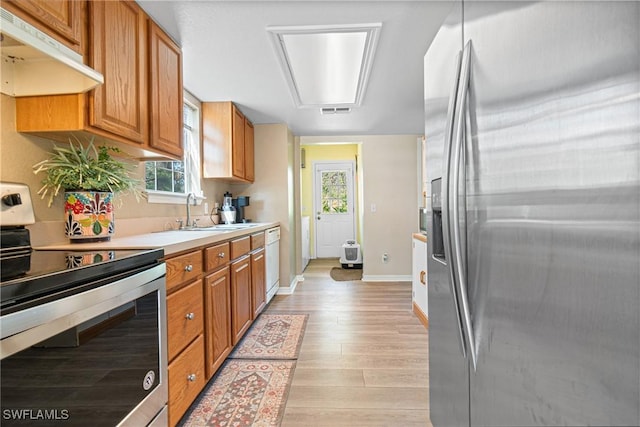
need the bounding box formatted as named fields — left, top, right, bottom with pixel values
left=300, top=135, right=420, bottom=280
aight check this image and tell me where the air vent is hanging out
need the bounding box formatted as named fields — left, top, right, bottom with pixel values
left=320, top=107, right=351, bottom=115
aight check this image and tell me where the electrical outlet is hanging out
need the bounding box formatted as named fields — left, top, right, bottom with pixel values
left=204, top=202, right=209, bottom=213
left=382, top=253, right=389, bottom=263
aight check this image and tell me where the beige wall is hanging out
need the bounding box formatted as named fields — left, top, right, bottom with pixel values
left=361, top=135, right=419, bottom=279
left=232, top=123, right=297, bottom=289
left=300, top=135, right=420, bottom=279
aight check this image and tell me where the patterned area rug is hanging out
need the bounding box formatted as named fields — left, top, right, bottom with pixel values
left=180, top=360, right=295, bottom=427
left=229, top=314, right=308, bottom=360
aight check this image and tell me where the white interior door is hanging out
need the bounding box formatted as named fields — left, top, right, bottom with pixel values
left=314, top=161, right=355, bottom=258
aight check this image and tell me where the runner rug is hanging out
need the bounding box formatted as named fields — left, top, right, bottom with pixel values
left=228, top=313, right=308, bottom=360
left=180, top=359, right=296, bottom=426
left=179, top=314, right=307, bottom=426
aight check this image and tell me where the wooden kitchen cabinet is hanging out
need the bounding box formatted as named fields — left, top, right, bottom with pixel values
left=230, top=255, right=252, bottom=344
left=251, top=248, right=266, bottom=319
left=165, top=249, right=203, bottom=294
left=149, top=19, right=183, bottom=159
left=14, top=0, right=184, bottom=160
left=231, top=106, right=245, bottom=178
left=250, top=232, right=266, bottom=318
left=412, top=234, right=428, bottom=328
left=244, top=119, right=255, bottom=182
left=202, top=101, right=255, bottom=182
left=250, top=231, right=265, bottom=250
left=164, top=248, right=206, bottom=426
left=205, top=242, right=230, bottom=272
left=168, top=334, right=205, bottom=427
left=162, top=228, right=274, bottom=425
left=3, top=0, right=84, bottom=54
left=204, top=266, right=232, bottom=379
left=230, top=236, right=250, bottom=260
left=166, top=279, right=204, bottom=362
left=90, top=0, right=148, bottom=145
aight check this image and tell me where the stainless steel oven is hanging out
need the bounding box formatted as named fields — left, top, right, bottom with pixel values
left=1, top=255, right=167, bottom=427
left=0, top=182, right=168, bottom=426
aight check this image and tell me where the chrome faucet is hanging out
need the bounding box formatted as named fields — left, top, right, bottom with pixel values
left=185, top=192, right=197, bottom=228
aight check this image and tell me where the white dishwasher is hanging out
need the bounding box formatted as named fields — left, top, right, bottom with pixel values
left=265, top=227, right=280, bottom=303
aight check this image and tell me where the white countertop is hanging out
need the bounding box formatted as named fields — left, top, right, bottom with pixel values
left=35, top=222, right=279, bottom=256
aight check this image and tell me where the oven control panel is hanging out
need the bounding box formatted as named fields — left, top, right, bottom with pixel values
left=0, top=182, right=35, bottom=227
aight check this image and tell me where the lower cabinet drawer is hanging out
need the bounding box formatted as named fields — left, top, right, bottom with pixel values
left=167, top=279, right=204, bottom=361
left=168, top=334, right=206, bottom=426
left=165, top=250, right=203, bottom=293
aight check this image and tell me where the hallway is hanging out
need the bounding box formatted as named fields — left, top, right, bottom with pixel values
left=267, top=259, right=432, bottom=426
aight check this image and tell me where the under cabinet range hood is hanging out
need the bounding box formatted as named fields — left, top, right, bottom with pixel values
left=0, top=7, right=103, bottom=97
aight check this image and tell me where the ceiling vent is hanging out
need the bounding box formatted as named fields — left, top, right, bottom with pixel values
left=267, top=23, right=381, bottom=109
left=320, top=107, right=351, bottom=115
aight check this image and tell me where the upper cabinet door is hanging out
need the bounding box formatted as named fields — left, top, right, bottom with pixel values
left=244, top=119, right=255, bottom=182
left=231, top=105, right=245, bottom=179
left=149, top=20, right=183, bottom=159
left=90, top=0, right=148, bottom=145
left=202, top=101, right=254, bottom=182
left=3, top=0, right=83, bottom=53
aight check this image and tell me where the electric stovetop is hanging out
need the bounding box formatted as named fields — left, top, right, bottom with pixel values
left=0, top=248, right=164, bottom=315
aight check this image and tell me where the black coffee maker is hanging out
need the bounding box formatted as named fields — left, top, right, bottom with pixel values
left=232, top=196, right=250, bottom=223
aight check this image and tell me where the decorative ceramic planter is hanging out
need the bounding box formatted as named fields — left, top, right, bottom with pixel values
left=64, top=191, right=114, bottom=242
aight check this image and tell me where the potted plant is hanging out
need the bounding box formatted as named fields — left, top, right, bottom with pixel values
left=33, top=139, right=144, bottom=242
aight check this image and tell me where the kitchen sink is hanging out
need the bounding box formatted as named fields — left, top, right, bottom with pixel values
left=153, top=223, right=259, bottom=233
left=214, top=223, right=257, bottom=230
left=178, top=223, right=257, bottom=231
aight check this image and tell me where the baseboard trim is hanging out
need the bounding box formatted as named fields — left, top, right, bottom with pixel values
left=361, top=274, right=412, bottom=282
left=412, top=301, right=429, bottom=329
left=276, top=275, right=304, bottom=295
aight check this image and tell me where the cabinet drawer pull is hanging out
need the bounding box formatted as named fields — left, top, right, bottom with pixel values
left=185, top=312, right=195, bottom=320
left=184, top=264, right=193, bottom=272
left=218, top=252, right=225, bottom=258
left=187, top=374, right=196, bottom=382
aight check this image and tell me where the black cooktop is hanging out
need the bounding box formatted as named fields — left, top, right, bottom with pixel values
left=0, top=248, right=164, bottom=315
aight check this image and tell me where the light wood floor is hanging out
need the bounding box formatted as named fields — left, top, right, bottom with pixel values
left=267, top=258, right=433, bottom=427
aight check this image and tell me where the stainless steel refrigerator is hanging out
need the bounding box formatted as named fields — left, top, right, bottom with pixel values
left=424, top=1, right=639, bottom=426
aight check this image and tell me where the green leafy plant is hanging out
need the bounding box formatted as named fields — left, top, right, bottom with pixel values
left=33, top=139, right=145, bottom=207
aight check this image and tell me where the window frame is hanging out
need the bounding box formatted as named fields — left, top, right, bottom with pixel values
left=145, top=91, right=203, bottom=205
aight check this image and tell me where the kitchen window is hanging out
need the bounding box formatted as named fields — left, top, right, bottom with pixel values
left=145, top=92, right=202, bottom=204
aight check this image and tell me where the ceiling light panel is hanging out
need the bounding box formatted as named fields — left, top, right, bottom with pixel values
left=268, top=23, right=381, bottom=108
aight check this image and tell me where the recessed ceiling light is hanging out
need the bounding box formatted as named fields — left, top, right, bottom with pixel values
left=267, top=23, right=381, bottom=109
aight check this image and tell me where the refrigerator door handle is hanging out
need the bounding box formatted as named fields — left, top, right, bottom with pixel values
left=451, top=40, right=478, bottom=370
left=440, top=49, right=467, bottom=359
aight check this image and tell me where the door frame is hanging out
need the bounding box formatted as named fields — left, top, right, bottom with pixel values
left=312, top=160, right=356, bottom=258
